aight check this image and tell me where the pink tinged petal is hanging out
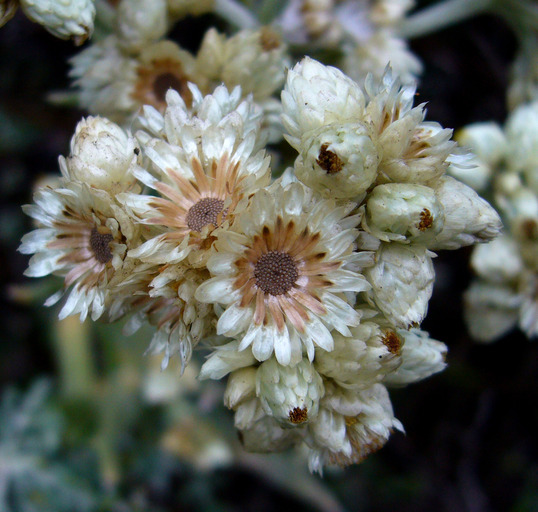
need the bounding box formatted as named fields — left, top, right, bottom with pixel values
left=267, top=295, right=286, bottom=331
left=195, top=277, right=239, bottom=304
left=19, top=229, right=56, bottom=254
left=217, top=303, right=253, bottom=337
left=304, top=316, right=333, bottom=352
left=277, top=295, right=307, bottom=333
left=64, top=259, right=98, bottom=287
left=253, top=288, right=266, bottom=325
left=290, top=289, right=326, bottom=316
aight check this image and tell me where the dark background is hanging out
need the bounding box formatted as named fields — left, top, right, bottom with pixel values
left=1, top=2, right=537, bottom=511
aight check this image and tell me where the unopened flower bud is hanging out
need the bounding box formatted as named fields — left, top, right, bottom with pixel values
left=256, top=358, right=324, bottom=427
left=20, top=0, right=95, bottom=45
left=364, top=183, right=444, bottom=242
left=65, top=116, right=139, bottom=192
left=294, top=123, right=379, bottom=199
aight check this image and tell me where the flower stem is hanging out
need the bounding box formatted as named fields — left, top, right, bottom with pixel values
left=53, top=316, right=96, bottom=398
left=214, top=0, right=259, bottom=29
left=398, top=0, right=492, bottom=39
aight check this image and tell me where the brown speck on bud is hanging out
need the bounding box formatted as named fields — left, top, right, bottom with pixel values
left=288, top=406, right=308, bottom=424
left=382, top=329, right=402, bottom=355
left=259, top=27, right=281, bottom=52
left=317, top=144, right=343, bottom=174
left=418, top=208, right=434, bottom=231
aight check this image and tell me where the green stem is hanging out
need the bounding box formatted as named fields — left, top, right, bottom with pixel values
left=53, top=317, right=97, bottom=398
left=214, top=0, right=259, bottom=29
left=398, top=0, right=492, bottom=39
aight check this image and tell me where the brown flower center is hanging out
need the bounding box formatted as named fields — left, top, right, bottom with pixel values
left=89, top=227, right=114, bottom=264
left=317, top=143, right=343, bottom=174
left=186, top=197, right=226, bottom=232
left=254, top=250, right=298, bottom=296
left=153, top=72, right=187, bottom=103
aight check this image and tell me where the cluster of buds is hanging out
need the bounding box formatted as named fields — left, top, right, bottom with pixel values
left=20, top=55, right=501, bottom=472
left=452, top=101, right=538, bottom=341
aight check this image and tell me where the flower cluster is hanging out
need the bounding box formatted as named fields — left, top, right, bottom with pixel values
left=452, top=101, right=538, bottom=341
left=20, top=55, right=502, bottom=472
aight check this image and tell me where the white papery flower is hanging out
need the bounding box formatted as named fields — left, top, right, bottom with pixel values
left=116, top=0, right=168, bottom=52
left=69, top=36, right=138, bottom=122
left=429, top=176, right=502, bottom=250
left=505, top=101, right=538, bottom=193
left=20, top=0, right=95, bottom=45
left=307, top=382, right=403, bottom=473
left=63, top=116, right=140, bottom=193
left=365, top=243, right=435, bottom=328
left=363, top=183, right=444, bottom=243
left=294, top=122, right=379, bottom=199
left=256, top=358, right=325, bottom=427
left=197, top=27, right=289, bottom=103
left=314, top=322, right=401, bottom=388
left=120, top=87, right=270, bottom=268
left=195, top=182, right=372, bottom=365
left=19, top=181, right=140, bottom=321
left=281, top=57, right=366, bottom=149
left=365, top=242, right=435, bottom=328
left=383, top=328, right=447, bottom=386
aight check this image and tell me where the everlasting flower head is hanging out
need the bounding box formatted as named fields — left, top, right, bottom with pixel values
left=121, top=85, right=271, bottom=268
left=19, top=0, right=95, bottom=44
left=63, top=116, right=140, bottom=193
left=195, top=181, right=372, bottom=365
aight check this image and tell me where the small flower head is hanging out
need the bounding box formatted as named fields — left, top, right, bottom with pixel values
left=195, top=182, right=371, bottom=365
left=294, top=122, right=380, bottom=199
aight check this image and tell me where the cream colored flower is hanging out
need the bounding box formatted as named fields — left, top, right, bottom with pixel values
left=120, top=86, right=271, bottom=268
left=363, top=183, right=444, bottom=243
left=256, top=357, right=325, bottom=427
left=62, top=116, right=140, bottom=193
left=70, top=37, right=205, bottom=123
left=314, top=321, right=402, bottom=388
left=293, top=122, right=380, bottom=199
left=197, top=27, right=289, bottom=103
left=428, top=176, right=502, bottom=250
left=281, top=57, right=367, bottom=150
left=116, top=0, right=168, bottom=52
left=195, top=182, right=372, bottom=365
left=342, top=30, right=421, bottom=86
left=306, top=382, right=403, bottom=473
left=19, top=181, right=141, bottom=321
left=20, top=0, right=95, bottom=45
left=383, top=328, right=447, bottom=386
left=365, top=242, right=435, bottom=328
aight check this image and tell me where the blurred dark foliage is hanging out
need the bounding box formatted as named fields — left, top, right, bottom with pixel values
left=1, top=2, right=537, bottom=512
